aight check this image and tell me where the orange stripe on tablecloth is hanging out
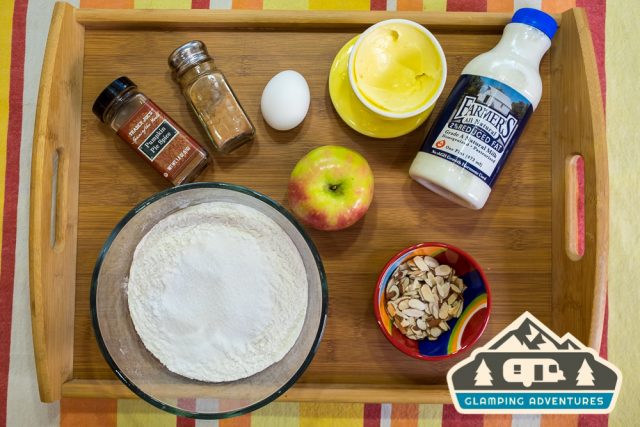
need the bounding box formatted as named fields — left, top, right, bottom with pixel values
left=482, top=414, right=511, bottom=427
left=61, top=398, right=117, bottom=427
left=391, top=403, right=419, bottom=427
left=541, top=0, right=575, bottom=13
left=486, top=0, right=512, bottom=12
left=397, top=0, right=422, bottom=11
left=218, top=400, right=251, bottom=427
left=219, top=415, right=251, bottom=427
left=80, top=0, right=134, bottom=7
left=540, top=414, right=579, bottom=427
left=233, top=0, right=264, bottom=9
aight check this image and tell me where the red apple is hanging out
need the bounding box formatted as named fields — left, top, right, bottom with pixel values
left=288, top=145, right=374, bottom=231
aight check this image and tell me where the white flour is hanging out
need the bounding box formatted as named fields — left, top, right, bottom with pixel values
left=127, top=202, right=308, bottom=382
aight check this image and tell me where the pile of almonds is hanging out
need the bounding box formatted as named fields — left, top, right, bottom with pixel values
left=385, top=255, right=466, bottom=341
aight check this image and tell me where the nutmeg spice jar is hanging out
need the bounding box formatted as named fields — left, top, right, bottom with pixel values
left=92, top=76, right=209, bottom=186
left=169, top=40, right=256, bottom=154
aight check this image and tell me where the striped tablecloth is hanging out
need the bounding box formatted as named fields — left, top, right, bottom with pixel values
left=5, top=0, right=632, bottom=426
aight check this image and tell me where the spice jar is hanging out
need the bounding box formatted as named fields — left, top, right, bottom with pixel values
left=168, top=40, right=255, bottom=154
left=92, top=77, right=209, bottom=186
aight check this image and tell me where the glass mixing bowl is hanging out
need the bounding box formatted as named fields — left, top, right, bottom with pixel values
left=91, top=183, right=327, bottom=419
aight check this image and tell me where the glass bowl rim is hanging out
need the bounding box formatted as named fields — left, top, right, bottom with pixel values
left=90, top=182, right=328, bottom=419
left=373, top=241, right=491, bottom=361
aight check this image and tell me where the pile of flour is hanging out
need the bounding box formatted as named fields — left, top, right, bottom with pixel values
left=127, top=202, right=308, bottom=382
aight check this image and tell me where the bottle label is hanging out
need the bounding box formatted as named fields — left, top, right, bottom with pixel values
left=117, top=100, right=206, bottom=183
left=420, top=75, right=533, bottom=187
left=138, top=120, right=178, bottom=161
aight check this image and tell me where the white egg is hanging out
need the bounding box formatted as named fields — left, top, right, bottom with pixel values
left=260, top=70, right=310, bottom=131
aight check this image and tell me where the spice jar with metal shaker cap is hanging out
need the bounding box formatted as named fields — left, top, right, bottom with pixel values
left=169, top=40, right=255, bottom=154
left=92, top=76, right=209, bottom=186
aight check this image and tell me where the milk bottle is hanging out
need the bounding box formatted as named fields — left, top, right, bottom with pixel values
left=409, top=8, right=558, bottom=209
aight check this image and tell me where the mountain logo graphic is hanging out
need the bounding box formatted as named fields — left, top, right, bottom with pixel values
left=446, top=312, right=621, bottom=414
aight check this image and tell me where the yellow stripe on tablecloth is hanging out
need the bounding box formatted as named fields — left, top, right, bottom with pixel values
left=264, top=0, right=309, bottom=10
left=422, top=0, right=446, bottom=11
left=116, top=399, right=176, bottom=427
left=308, top=0, right=370, bottom=10
left=0, top=0, right=12, bottom=279
left=134, top=0, right=192, bottom=9
left=250, top=402, right=299, bottom=427
left=300, top=403, right=364, bottom=427
left=417, top=404, right=442, bottom=427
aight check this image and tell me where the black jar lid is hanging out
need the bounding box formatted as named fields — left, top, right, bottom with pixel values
left=92, top=76, right=137, bottom=122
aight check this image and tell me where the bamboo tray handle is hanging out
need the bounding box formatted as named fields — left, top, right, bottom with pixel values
left=29, top=2, right=84, bottom=402
left=551, top=8, right=608, bottom=353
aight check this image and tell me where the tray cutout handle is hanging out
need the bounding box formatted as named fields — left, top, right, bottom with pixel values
left=565, top=154, right=585, bottom=261
left=551, top=8, right=607, bottom=353
left=29, top=2, right=84, bottom=402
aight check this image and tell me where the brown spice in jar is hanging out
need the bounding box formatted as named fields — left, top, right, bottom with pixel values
left=93, top=77, right=209, bottom=186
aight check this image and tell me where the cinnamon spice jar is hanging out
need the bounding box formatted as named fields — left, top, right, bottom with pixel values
left=92, top=77, right=209, bottom=186
left=168, top=41, right=255, bottom=154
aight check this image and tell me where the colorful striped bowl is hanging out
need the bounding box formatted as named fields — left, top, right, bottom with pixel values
left=374, top=243, right=491, bottom=360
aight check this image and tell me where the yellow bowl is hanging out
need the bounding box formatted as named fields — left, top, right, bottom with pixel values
left=348, top=19, right=447, bottom=120
left=329, top=36, right=434, bottom=139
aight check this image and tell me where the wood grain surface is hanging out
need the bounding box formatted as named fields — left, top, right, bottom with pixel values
left=74, top=25, right=552, bottom=386
left=29, top=2, right=83, bottom=402
left=29, top=6, right=606, bottom=402
left=550, top=8, right=607, bottom=352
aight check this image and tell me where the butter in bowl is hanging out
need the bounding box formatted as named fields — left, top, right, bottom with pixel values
left=328, top=19, right=447, bottom=138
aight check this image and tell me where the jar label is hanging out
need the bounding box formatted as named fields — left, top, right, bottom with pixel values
left=138, top=120, right=178, bottom=161
left=117, top=100, right=206, bottom=182
left=419, top=75, right=533, bottom=187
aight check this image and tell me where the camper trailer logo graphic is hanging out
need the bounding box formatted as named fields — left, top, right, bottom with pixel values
left=447, top=312, right=621, bottom=414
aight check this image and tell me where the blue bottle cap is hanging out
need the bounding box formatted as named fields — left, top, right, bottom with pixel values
left=511, top=8, right=558, bottom=39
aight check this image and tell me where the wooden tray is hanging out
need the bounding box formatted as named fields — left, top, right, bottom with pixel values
left=30, top=2, right=607, bottom=403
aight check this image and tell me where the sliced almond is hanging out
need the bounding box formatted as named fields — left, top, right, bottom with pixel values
left=387, top=302, right=397, bottom=317
left=449, top=301, right=459, bottom=316
left=423, top=256, right=439, bottom=268
left=420, top=284, right=436, bottom=303
left=386, top=285, right=400, bottom=300
left=435, top=264, right=452, bottom=276
left=439, top=303, right=450, bottom=319
left=387, top=259, right=464, bottom=341
left=413, top=256, right=429, bottom=271
left=417, top=318, right=427, bottom=330
left=408, top=299, right=426, bottom=311
left=403, top=308, right=425, bottom=318
left=437, top=282, right=450, bottom=298
left=432, top=302, right=441, bottom=318
left=448, top=293, right=458, bottom=305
